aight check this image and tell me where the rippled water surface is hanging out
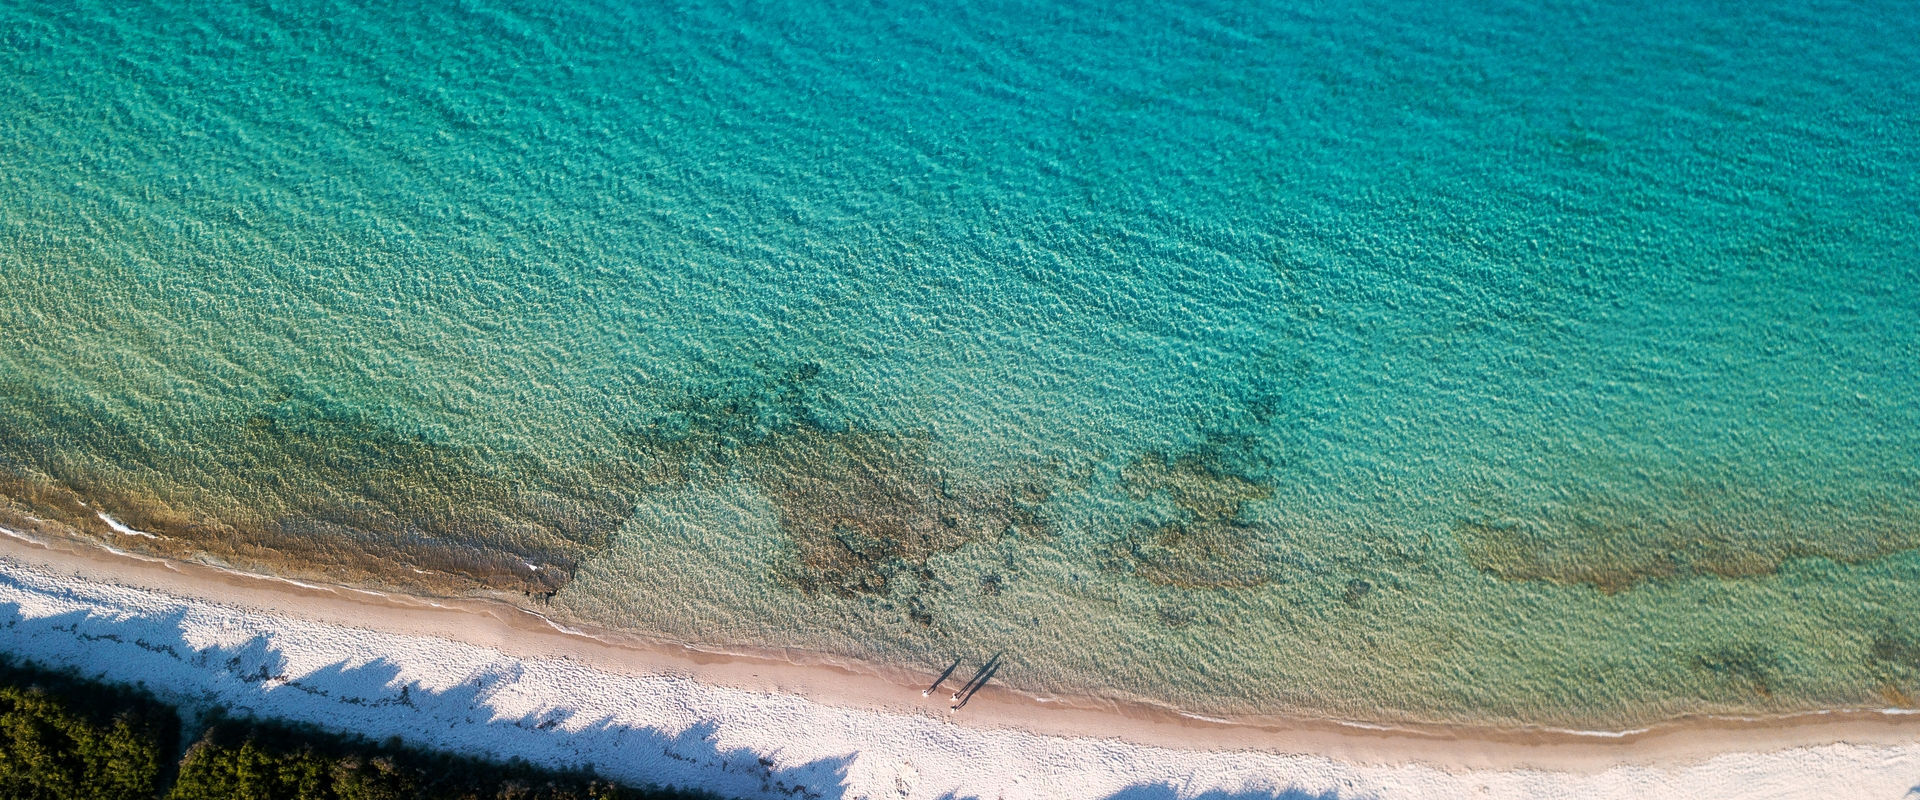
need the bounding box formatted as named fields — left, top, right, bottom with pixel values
left=3, top=0, right=1917, bottom=726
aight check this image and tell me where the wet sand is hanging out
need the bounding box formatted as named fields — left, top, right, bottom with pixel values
left=2, top=525, right=1917, bottom=798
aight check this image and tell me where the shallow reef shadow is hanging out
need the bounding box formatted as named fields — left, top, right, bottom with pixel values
left=1113, top=446, right=1278, bottom=590
left=1453, top=474, right=1920, bottom=592
left=618, top=362, right=1056, bottom=606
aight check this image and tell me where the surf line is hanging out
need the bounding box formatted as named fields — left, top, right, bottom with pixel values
left=95, top=511, right=159, bottom=539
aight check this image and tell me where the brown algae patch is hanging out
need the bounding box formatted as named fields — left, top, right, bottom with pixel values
left=1103, top=424, right=1392, bottom=595
left=751, top=426, right=1050, bottom=597
left=1869, top=628, right=1920, bottom=708
left=1690, top=643, right=1783, bottom=699
left=1454, top=481, right=1920, bottom=592
left=1114, top=450, right=1277, bottom=590
left=621, top=363, right=1053, bottom=600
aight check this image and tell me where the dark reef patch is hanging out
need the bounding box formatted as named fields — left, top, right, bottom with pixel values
left=1868, top=627, right=1920, bottom=707
left=1341, top=578, right=1373, bottom=606
left=750, top=424, right=1048, bottom=597
left=1113, top=436, right=1278, bottom=590
left=1154, top=603, right=1199, bottom=628
left=1454, top=479, right=1920, bottom=592
left=1690, top=643, right=1781, bottom=698
left=619, top=362, right=1054, bottom=600
left=1870, top=630, right=1920, bottom=672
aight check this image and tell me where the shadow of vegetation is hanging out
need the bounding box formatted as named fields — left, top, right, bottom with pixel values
left=0, top=595, right=852, bottom=800
left=2, top=577, right=1361, bottom=800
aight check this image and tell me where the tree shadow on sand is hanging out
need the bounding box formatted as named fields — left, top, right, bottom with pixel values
left=2, top=586, right=1350, bottom=800
left=0, top=596, right=851, bottom=800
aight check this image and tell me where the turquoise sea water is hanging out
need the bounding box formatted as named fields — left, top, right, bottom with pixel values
left=2, top=0, right=1918, bottom=726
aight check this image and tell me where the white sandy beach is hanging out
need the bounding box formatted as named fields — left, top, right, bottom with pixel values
left=1, top=528, right=1917, bottom=800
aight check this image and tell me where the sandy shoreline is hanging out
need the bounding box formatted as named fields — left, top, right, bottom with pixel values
left=3, top=527, right=1919, bottom=797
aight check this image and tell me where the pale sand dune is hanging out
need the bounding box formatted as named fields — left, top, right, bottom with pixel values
left=1, top=530, right=1916, bottom=800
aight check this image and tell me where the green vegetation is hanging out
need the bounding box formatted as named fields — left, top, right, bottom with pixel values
left=165, top=715, right=667, bottom=800
left=0, top=658, right=177, bottom=800
left=0, top=658, right=713, bottom=800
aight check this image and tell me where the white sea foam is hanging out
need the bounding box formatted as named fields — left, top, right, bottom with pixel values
left=0, top=557, right=1913, bottom=800
left=96, top=511, right=158, bottom=538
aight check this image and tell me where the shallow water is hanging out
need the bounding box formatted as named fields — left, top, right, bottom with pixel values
left=2, top=0, right=1917, bottom=727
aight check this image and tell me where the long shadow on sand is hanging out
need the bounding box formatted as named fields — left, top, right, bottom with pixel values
left=1, top=585, right=1346, bottom=800
left=0, top=595, right=850, bottom=800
